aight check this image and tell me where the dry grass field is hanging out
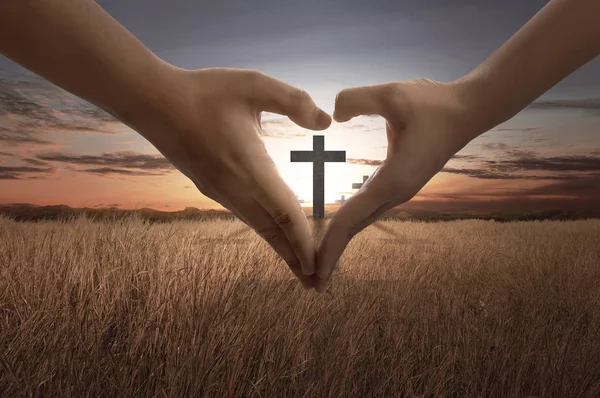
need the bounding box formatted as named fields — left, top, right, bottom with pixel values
left=1, top=215, right=599, bottom=397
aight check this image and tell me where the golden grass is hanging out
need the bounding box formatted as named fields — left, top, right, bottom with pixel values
left=1, top=215, right=599, bottom=397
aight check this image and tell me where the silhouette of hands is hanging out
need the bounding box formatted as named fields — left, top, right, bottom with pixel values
left=314, top=79, right=475, bottom=292
left=146, top=68, right=331, bottom=289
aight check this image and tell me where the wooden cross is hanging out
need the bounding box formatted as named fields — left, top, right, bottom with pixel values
left=335, top=194, right=347, bottom=204
left=352, top=175, right=369, bottom=189
left=291, top=135, right=346, bottom=218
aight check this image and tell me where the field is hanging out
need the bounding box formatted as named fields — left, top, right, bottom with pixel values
left=1, top=216, right=600, bottom=397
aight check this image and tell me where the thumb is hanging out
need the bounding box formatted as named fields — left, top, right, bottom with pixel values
left=333, top=83, right=394, bottom=123
left=315, top=165, right=398, bottom=292
left=248, top=71, right=331, bottom=130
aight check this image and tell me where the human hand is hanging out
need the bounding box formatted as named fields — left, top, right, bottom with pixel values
left=315, top=78, right=477, bottom=292
left=134, top=67, right=331, bottom=289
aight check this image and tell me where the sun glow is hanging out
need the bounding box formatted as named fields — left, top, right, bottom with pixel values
left=281, top=162, right=355, bottom=205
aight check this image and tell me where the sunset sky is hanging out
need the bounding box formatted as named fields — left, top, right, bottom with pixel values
left=1, top=0, right=599, bottom=213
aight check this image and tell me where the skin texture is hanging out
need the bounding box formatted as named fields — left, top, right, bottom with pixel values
left=0, top=0, right=332, bottom=289
left=315, top=0, right=600, bottom=292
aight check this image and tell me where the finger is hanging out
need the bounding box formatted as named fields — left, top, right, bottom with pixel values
left=316, top=165, right=397, bottom=282
left=314, top=199, right=397, bottom=293
left=246, top=71, right=332, bottom=131
left=225, top=190, right=316, bottom=290
left=333, top=83, right=395, bottom=123
left=247, top=155, right=316, bottom=276
left=193, top=180, right=251, bottom=226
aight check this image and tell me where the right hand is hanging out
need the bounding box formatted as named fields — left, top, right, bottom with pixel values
left=133, top=67, right=332, bottom=289
left=315, top=78, right=477, bottom=292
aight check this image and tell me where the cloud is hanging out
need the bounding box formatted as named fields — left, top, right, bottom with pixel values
left=333, top=118, right=384, bottom=133
left=0, top=75, right=121, bottom=147
left=260, top=118, right=310, bottom=138
left=441, top=167, right=523, bottom=180
left=0, top=127, right=55, bottom=146
left=525, top=175, right=600, bottom=197
left=0, top=164, right=54, bottom=180
left=528, top=98, right=600, bottom=113
left=61, top=105, right=116, bottom=123
left=0, top=75, right=115, bottom=122
left=490, top=127, right=538, bottom=133
left=347, top=152, right=600, bottom=183
left=484, top=154, right=600, bottom=173
left=83, top=167, right=166, bottom=176
left=480, top=142, right=510, bottom=151
left=0, top=81, right=51, bottom=119
left=349, top=154, right=483, bottom=168
left=21, top=158, right=50, bottom=166
left=347, top=158, right=384, bottom=166
left=36, top=151, right=176, bottom=176
left=440, top=167, right=570, bottom=181
left=450, top=153, right=480, bottom=161
left=441, top=153, right=600, bottom=180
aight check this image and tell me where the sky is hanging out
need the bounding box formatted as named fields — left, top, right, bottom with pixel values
left=1, top=0, right=599, bottom=213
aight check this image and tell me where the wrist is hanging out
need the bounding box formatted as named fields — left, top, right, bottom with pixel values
left=109, top=59, right=191, bottom=140
left=449, top=72, right=512, bottom=140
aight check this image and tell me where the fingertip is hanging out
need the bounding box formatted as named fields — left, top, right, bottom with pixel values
left=314, top=109, right=332, bottom=130
left=301, top=280, right=313, bottom=290
left=332, top=111, right=351, bottom=123
left=300, top=233, right=317, bottom=275
left=315, top=228, right=343, bottom=279
left=316, top=246, right=339, bottom=279
left=316, top=263, right=331, bottom=279
left=333, top=89, right=351, bottom=123
left=333, top=84, right=388, bottom=123
left=291, top=256, right=314, bottom=277
left=297, top=273, right=315, bottom=290
left=315, top=276, right=330, bottom=294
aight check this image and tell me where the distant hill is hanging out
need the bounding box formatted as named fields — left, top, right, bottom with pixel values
left=0, top=203, right=235, bottom=223
left=1, top=203, right=599, bottom=223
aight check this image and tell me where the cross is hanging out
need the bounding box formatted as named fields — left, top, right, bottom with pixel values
left=335, top=195, right=347, bottom=204
left=352, top=175, right=369, bottom=190
left=291, top=135, right=346, bottom=218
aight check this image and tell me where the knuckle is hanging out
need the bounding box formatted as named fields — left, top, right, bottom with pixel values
left=334, top=89, right=351, bottom=108
left=346, top=225, right=361, bottom=241
left=271, top=210, right=302, bottom=250
left=272, top=210, right=294, bottom=228
left=382, top=82, right=404, bottom=102
left=330, top=218, right=359, bottom=242
left=244, top=69, right=262, bottom=80
left=256, top=225, right=281, bottom=243
left=381, top=83, right=414, bottom=121
left=290, top=89, right=310, bottom=110
left=242, top=69, right=264, bottom=91
left=285, top=257, right=302, bottom=270
left=409, top=77, right=439, bottom=86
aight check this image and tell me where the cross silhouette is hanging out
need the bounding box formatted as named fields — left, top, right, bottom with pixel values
left=335, top=195, right=347, bottom=204
left=291, top=135, right=346, bottom=218
left=352, top=175, right=369, bottom=189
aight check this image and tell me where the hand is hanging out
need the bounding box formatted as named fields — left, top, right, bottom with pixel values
left=0, top=0, right=332, bottom=289
left=139, top=67, right=331, bottom=289
left=315, top=78, right=475, bottom=292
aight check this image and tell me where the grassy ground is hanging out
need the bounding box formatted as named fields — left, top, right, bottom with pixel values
left=1, top=215, right=599, bottom=397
